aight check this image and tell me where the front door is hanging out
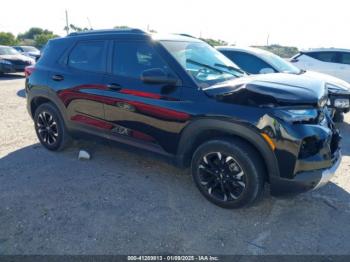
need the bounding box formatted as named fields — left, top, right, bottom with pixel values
left=102, top=40, right=189, bottom=154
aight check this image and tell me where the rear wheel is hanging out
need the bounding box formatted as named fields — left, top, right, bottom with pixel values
left=34, top=103, right=72, bottom=151
left=191, top=138, right=265, bottom=208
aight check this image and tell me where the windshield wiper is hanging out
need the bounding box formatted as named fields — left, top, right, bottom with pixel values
left=186, top=59, right=224, bottom=74
left=214, top=63, right=246, bottom=75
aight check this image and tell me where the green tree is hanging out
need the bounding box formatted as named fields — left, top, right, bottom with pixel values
left=34, top=33, right=57, bottom=49
left=254, top=44, right=299, bottom=58
left=0, top=32, right=18, bottom=45
left=114, top=25, right=130, bottom=29
left=18, top=27, right=53, bottom=40
left=200, top=38, right=228, bottom=47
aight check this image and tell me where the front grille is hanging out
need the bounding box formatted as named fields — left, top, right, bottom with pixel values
left=299, top=136, right=322, bottom=158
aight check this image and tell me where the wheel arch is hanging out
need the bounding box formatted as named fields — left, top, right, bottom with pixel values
left=28, top=89, right=68, bottom=123
left=176, top=118, right=280, bottom=180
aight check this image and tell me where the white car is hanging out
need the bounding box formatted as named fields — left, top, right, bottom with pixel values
left=290, top=48, right=350, bottom=83
left=216, top=46, right=350, bottom=121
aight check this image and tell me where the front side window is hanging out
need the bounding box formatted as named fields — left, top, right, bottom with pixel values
left=68, top=41, right=107, bottom=72
left=112, top=41, right=171, bottom=78
left=306, top=52, right=337, bottom=63
left=161, top=41, right=244, bottom=88
left=221, top=51, right=274, bottom=74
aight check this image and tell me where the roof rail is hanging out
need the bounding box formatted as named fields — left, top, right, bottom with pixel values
left=68, top=28, right=146, bottom=37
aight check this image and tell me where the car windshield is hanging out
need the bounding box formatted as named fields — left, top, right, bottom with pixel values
left=21, top=46, right=39, bottom=52
left=161, top=41, right=245, bottom=88
left=0, top=46, right=19, bottom=55
left=259, top=51, right=301, bottom=74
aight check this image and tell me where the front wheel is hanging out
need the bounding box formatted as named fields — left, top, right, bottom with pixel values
left=191, top=138, right=265, bottom=208
left=34, top=103, right=72, bottom=151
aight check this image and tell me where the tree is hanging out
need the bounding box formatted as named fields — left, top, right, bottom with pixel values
left=34, top=33, right=57, bottom=49
left=0, top=32, right=18, bottom=45
left=114, top=25, right=130, bottom=29
left=17, top=27, right=53, bottom=40
left=254, top=44, right=299, bottom=58
left=200, top=38, right=228, bottom=47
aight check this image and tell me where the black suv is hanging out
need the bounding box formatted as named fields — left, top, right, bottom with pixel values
left=26, top=29, right=342, bottom=208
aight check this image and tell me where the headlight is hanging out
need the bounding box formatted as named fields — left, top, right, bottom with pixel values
left=334, top=98, right=350, bottom=108
left=274, top=109, right=318, bottom=123
left=0, top=59, right=12, bottom=65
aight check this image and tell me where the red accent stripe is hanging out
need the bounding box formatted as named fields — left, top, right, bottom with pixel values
left=131, top=130, right=155, bottom=142
left=71, top=115, right=113, bottom=130
left=128, top=101, right=190, bottom=121
left=58, top=86, right=190, bottom=122
left=120, top=89, right=162, bottom=99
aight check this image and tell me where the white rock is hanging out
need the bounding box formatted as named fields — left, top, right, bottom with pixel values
left=78, top=150, right=91, bottom=160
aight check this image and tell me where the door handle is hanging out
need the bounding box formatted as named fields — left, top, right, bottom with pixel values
left=107, top=83, right=122, bottom=91
left=52, top=74, right=64, bottom=81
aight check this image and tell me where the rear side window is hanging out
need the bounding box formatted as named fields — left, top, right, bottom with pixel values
left=340, top=52, right=350, bottom=65
left=221, top=51, right=274, bottom=74
left=68, top=41, right=107, bottom=72
left=306, top=52, right=337, bottom=63
left=112, top=41, right=171, bottom=78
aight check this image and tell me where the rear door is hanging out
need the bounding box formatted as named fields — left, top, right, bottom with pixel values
left=49, top=40, right=109, bottom=133
left=101, top=40, right=187, bottom=153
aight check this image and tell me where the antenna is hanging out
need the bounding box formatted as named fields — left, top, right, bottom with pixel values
left=65, top=10, right=70, bottom=35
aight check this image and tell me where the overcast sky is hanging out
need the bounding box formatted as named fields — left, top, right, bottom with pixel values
left=0, top=0, right=348, bottom=49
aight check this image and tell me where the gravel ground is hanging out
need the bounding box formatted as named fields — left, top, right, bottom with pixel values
left=0, top=74, right=350, bottom=255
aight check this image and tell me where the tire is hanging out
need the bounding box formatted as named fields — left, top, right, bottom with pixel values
left=191, top=138, right=265, bottom=209
left=333, top=111, right=344, bottom=123
left=33, top=102, right=72, bottom=151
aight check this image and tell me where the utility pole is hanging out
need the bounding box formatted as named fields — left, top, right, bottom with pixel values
left=65, top=10, right=70, bottom=35
left=87, top=17, right=92, bottom=30
left=266, top=33, right=270, bottom=46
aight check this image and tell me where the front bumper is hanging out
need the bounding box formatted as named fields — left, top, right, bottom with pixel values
left=270, top=150, right=341, bottom=195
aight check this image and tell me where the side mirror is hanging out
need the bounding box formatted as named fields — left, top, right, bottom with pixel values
left=141, top=68, right=178, bottom=85
left=259, top=68, right=275, bottom=74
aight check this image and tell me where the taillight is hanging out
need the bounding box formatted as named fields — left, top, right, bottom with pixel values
left=24, top=65, right=35, bottom=78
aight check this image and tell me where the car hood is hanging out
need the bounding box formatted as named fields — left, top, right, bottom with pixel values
left=0, top=54, right=33, bottom=62
left=203, top=73, right=328, bottom=107
left=303, top=70, right=350, bottom=94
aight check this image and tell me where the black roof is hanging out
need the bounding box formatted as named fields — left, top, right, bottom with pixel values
left=61, top=28, right=201, bottom=43
left=68, top=28, right=146, bottom=37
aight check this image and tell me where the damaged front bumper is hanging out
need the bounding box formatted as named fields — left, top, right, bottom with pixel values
left=264, top=109, right=343, bottom=196
left=270, top=149, right=342, bottom=195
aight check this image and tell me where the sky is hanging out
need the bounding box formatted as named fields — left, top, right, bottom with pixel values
left=0, top=0, right=349, bottom=49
